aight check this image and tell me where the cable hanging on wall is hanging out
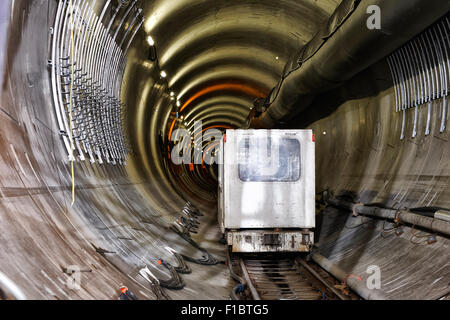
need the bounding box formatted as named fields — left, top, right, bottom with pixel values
left=49, top=0, right=144, bottom=165
left=387, top=15, right=449, bottom=139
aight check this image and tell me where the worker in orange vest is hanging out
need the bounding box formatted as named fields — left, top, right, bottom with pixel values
left=118, top=286, right=138, bottom=300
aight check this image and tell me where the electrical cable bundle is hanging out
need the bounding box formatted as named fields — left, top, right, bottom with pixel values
left=157, top=259, right=186, bottom=290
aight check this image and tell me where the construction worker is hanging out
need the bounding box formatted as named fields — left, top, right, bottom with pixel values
left=0, top=288, right=6, bottom=300
left=118, top=286, right=138, bottom=300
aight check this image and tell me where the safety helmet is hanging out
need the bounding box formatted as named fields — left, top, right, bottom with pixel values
left=120, top=286, right=128, bottom=294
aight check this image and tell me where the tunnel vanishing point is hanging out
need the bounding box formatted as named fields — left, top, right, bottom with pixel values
left=0, top=0, right=449, bottom=300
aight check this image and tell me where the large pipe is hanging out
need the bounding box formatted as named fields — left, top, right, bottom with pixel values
left=296, top=258, right=349, bottom=300
left=326, top=197, right=450, bottom=236
left=311, top=253, right=386, bottom=300
left=0, top=271, right=26, bottom=300
left=251, top=0, right=450, bottom=128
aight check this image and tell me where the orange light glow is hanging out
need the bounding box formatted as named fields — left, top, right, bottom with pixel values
left=202, top=141, right=220, bottom=167
left=194, top=125, right=235, bottom=140
left=168, top=83, right=266, bottom=140
left=180, top=83, right=266, bottom=113
left=168, top=118, right=177, bottom=141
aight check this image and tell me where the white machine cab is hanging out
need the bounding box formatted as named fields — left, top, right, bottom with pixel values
left=218, top=129, right=315, bottom=253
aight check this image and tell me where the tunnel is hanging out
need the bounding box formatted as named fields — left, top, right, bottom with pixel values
left=0, top=0, right=449, bottom=300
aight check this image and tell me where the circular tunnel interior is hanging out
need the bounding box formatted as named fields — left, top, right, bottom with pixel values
left=0, top=0, right=449, bottom=300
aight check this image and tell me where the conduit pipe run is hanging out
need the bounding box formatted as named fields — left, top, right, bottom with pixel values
left=251, top=0, right=450, bottom=128
left=325, top=197, right=450, bottom=236
left=0, top=271, right=26, bottom=300
left=310, top=253, right=386, bottom=300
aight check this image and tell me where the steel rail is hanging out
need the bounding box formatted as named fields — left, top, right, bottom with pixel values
left=50, top=1, right=72, bottom=157
left=295, top=258, right=347, bottom=300
left=237, top=256, right=346, bottom=300
left=98, top=5, right=134, bottom=162
left=50, top=0, right=142, bottom=165
left=386, top=17, right=449, bottom=137
left=239, top=259, right=261, bottom=300
left=80, top=1, right=97, bottom=159
left=386, top=56, right=400, bottom=112
left=55, top=0, right=74, bottom=158
left=61, top=0, right=85, bottom=160
left=436, top=21, right=449, bottom=132
left=71, top=0, right=89, bottom=161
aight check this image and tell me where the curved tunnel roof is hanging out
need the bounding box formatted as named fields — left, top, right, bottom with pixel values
left=0, top=0, right=449, bottom=301
left=139, top=0, right=341, bottom=134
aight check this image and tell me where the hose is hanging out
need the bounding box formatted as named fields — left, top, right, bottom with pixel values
left=172, top=226, right=222, bottom=265
left=148, top=280, right=171, bottom=300
left=173, top=253, right=191, bottom=274
left=226, top=248, right=246, bottom=300
left=157, top=259, right=185, bottom=290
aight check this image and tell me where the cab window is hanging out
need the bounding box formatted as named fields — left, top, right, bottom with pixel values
left=238, top=137, right=300, bottom=182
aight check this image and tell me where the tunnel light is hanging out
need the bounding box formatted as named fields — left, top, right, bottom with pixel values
left=160, top=71, right=167, bottom=78
left=176, top=101, right=181, bottom=107
left=275, top=56, right=279, bottom=60
left=147, top=36, right=155, bottom=46
left=323, top=131, right=327, bottom=135
left=170, top=91, right=175, bottom=97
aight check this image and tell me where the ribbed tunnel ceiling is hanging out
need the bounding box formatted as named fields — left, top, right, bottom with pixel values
left=139, top=0, right=341, bottom=131
left=0, top=0, right=449, bottom=301
left=120, top=0, right=344, bottom=205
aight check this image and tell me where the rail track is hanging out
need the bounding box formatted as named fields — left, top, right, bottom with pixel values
left=228, top=253, right=357, bottom=300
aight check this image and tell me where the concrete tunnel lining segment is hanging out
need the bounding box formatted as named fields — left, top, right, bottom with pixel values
left=0, top=0, right=448, bottom=300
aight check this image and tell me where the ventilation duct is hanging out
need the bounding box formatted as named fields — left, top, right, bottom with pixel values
left=250, top=0, right=450, bottom=128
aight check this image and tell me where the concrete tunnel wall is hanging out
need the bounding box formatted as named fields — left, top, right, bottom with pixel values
left=301, top=61, right=450, bottom=300
left=0, top=0, right=232, bottom=300
left=0, top=0, right=448, bottom=299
